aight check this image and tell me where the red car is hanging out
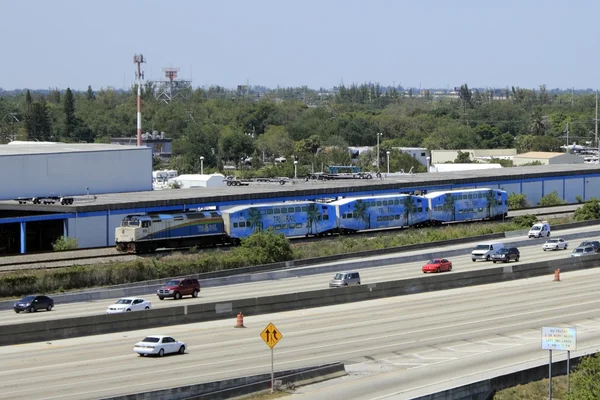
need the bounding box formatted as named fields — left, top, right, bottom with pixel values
left=422, top=258, right=452, bottom=273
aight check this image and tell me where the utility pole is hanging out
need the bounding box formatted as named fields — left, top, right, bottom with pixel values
left=596, top=90, right=599, bottom=163
left=133, top=54, right=146, bottom=147
left=565, top=122, right=569, bottom=153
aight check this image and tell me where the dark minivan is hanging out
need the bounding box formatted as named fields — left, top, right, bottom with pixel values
left=492, top=247, right=520, bottom=263
left=14, top=295, right=54, bottom=313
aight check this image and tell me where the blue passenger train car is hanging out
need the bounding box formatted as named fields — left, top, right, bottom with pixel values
left=115, top=211, right=228, bottom=253
left=330, top=194, right=429, bottom=232
left=221, top=201, right=337, bottom=240
left=425, top=188, right=508, bottom=224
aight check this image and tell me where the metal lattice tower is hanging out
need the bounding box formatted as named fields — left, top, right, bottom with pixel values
left=151, top=67, right=192, bottom=104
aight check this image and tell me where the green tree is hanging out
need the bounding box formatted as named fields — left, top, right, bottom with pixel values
left=573, top=198, right=600, bottom=221
left=238, top=230, right=293, bottom=264
left=538, top=191, right=565, bottom=206
left=247, top=207, right=263, bottom=231
left=218, top=126, right=254, bottom=168
left=507, top=193, right=528, bottom=209
left=306, top=203, right=322, bottom=234
left=352, top=200, right=369, bottom=229
left=454, top=150, right=472, bottom=163
left=63, top=88, right=76, bottom=141
left=86, top=85, right=95, bottom=101
left=567, top=353, right=600, bottom=400
left=27, top=99, right=52, bottom=141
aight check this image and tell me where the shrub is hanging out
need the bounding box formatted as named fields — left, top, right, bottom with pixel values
left=508, top=193, right=528, bottom=210
left=574, top=198, right=600, bottom=221
left=538, top=191, right=565, bottom=207
left=239, top=230, right=294, bottom=264
left=512, top=214, right=538, bottom=228
left=576, top=195, right=584, bottom=203
left=52, top=236, right=78, bottom=251
left=567, top=353, right=600, bottom=400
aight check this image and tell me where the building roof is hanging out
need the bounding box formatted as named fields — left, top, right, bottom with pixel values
left=513, top=152, right=569, bottom=159
left=1, top=142, right=146, bottom=156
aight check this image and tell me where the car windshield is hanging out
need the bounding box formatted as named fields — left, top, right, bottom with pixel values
left=142, top=337, right=160, bottom=343
left=547, top=239, right=558, bottom=243
left=116, top=299, right=133, bottom=304
left=20, top=295, right=35, bottom=302
left=531, top=226, right=541, bottom=231
left=574, top=248, right=584, bottom=253
left=428, top=259, right=440, bottom=264
left=496, top=249, right=508, bottom=254
left=165, top=280, right=182, bottom=286
left=333, top=273, right=345, bottom=280
left=474, top=245, right=489, bottom=250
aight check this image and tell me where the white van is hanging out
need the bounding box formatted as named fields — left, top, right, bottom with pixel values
left=528, top=221, right=551, bottom=238
left=471, top=242, right=505, bottom=262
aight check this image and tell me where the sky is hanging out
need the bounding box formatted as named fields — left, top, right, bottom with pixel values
left=1, top=0, right=598, bottom=91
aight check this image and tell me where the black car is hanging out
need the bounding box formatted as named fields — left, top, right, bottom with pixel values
left=13, top=295, right=54, bottom=313
left=492, top=247, right=520, bottom=263
left=578, top=241, right=600, bottom=253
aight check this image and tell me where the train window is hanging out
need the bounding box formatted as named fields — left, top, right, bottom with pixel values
left=174, top=216, right=183, bottom=221
left=142, top=221, right=150, bottom=228
left=296, top=223, right=303, bottom=228
left=395, top=215, right=400, bottom=220
left=282, top=224, right=287, bottom=229
left=497, top=200, right=502, bottom=205
left=341, top=214, right=346, bottom=219
left=370, top=201, right=376, bottom=207
left=468, top=194, right=472, bottom=199
left=294, top=207, right=301, bottom=212
left=452, top=195, right=457, bottom=200
left=239, top=222, right=246, bottom=228
left=281, top=208, right=287, bottom=214
left=209, top=212, right=218, bottom=218
left=247, top=222, right=252, bottom=228
left=323, top=215, right=329, bottom=220
left=275, top=225, right=281, bottom=230
left=233, top=223, right=238, bottom=228
left=317, top=216, right=322, bottom=221
left=274, top=208, right=280, bottom=214
left=266, top=209, right=273, bottom=215
left=302, top=206, right=308, bottom=212
left=260, top=210, right=266, bottom=215
left=382, top=216, right=388, bottom=221
left=377, top=216, right=382, bottom=221
left=478, top=193, right=482, bottom=198
left=458, top=209, right=463, bottom=214
left=376, top=201, right=382, bottom=206
left=352, top=213, right=357, bottom=218
left=417, top=207, right=423, bottom=212
left=382, top=200, right=388, bottom=206
left=479, top=208, right=484, bottom=212
left=504, top=200, right=508, bottom=205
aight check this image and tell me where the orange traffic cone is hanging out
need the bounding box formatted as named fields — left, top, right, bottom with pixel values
left=234, top=312, right=246, bottom=328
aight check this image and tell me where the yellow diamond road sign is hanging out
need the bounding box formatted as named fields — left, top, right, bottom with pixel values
left=260, top=322, right=282, bottom=348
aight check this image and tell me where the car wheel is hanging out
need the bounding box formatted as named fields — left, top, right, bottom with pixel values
left=436, top=267, right=440, bottom=273
left=178, top=345, right=185, bottom=354
left=158, top=348, right=164, bottom=357
left=46, top=304, right=53, bottom=311
left=126, top=309, right=131, bottom=312
left=448, top=265, right=452, bottom=271
left=472, top=259, right=476, bottom=262
left=486, top=255, right=491, bottom=261
left=565, top=245, right=568, bottom=250
left=504, top=259, right=509, bottom=263
left=543, top=249, right=547, bottom=251
left=14, top=310, right=20, bottom=313
left=516, top=256, right=520, bottom=262
left=28, top=306, right=35, bottom=313
left=192, top=289, right=199, bottom=298
left=158, top=297, right=164, bottom=300
left=174, top=292, right=181, bottom=300
left=139, top=354, right=145, bottom=357
left=145, top=306, right=150, bottom=310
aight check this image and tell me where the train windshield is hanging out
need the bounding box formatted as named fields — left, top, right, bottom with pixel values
left=121, top=217, right=141, bottom=227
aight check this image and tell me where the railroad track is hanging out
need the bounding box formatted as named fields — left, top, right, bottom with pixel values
left=0, top=204, right=583, bottom=273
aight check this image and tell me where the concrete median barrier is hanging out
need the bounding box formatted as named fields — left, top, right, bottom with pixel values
left=2, top=254, right=600, bottom=347
left=98, top=362, right=346, bottom=400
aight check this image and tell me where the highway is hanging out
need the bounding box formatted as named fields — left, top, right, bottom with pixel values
left=1, top=268, right=600, bottom=400
left=1, top=224, right=598, bottom=326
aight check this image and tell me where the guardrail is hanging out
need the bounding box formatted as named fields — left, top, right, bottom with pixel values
left=2, top=254, right=599, bottom=347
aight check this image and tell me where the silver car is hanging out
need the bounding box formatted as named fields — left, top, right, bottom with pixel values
left=570, top=246, right=596, bottom=258
left=329, top=271, right=361, bottom=288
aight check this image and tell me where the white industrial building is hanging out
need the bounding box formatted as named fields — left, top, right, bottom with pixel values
left=0, top=142, right=153, bottom=200
left=168, top=174, right=227, bottom=189
left=429, top=163, right=502, bottom=173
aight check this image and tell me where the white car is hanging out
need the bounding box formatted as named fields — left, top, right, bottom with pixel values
left=106, top=297, right=152, bottom=314
left=542, top=238, right=568, bottom=251
left=133, top=335, right=186, bottom=357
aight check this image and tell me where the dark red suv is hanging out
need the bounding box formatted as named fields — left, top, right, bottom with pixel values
left=157, top=278, right=200, bottom=300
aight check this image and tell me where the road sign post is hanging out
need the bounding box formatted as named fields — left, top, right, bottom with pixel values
left=541, top=327, right=577, bottom=399
left=260, top=322, right=283, bottom=393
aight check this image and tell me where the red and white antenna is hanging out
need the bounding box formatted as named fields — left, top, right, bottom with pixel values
left=163, top=67, right=179, bottom=81
left=133, top=54, right=146, bottom=147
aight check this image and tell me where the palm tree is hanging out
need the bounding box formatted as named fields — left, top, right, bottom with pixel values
left=402, top=195, right=417, bottom=227
left=306, top=204, right=321, bottom=235
left=484, top=190, right=497, bottom=219
left=442, top=193, right=455, bottom=222
left=247, top=207, right=263, bottom=232
left=352, top=200, right=369, bottom=229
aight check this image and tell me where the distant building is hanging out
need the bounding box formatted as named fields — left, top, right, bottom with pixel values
left=429, top=163, right=502, bottom=173
left=512, top=152, right=584, bottom=166
left=431, top=149, right=517, bottom=164
left=393, top=147, right=430, bottom=167
left=111, top=131, right=172, bottom=160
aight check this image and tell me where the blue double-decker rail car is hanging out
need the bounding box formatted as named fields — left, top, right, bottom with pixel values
left=425, top=188, right=508, bottom=224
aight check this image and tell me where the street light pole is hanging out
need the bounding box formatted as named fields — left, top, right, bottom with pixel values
left=376, top=132, right=383, bottom=171
left=294, top=160, right=298, bottom=179
left=386, top=151, right=390, bottom=174
left=200, top=156, right=204, bottom=174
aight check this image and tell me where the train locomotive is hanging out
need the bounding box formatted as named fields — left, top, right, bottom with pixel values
left=115, top=188, right=508, bottom=253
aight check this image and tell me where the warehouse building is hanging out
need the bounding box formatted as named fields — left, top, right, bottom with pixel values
left=0, top=141, right=153, bottom=200
left=512, top=152, right=584, bottom=166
